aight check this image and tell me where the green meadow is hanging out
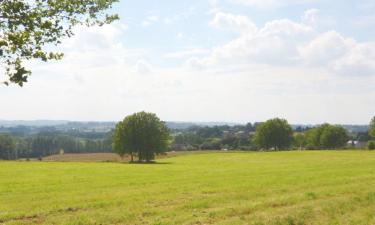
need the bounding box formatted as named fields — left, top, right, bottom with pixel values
left=2, top=151, right=375, bottom=225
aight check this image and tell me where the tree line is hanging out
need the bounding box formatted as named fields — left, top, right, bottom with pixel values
left=0, top=132, right=112, bottom=160
left=171, top=117, right=375, bottom=151
left=1, top=113, right=375, bottom=161
left=111, top=113, right=375, bottom=162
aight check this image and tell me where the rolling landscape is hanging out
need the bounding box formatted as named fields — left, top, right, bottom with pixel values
left=2, top=151, right=375, bottom=225
left=1, top=0, right=375, bottom=224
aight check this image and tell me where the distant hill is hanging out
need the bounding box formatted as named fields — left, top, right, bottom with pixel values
left=0, top=120, right=69, bottom=127
left=0, top=120, right=369, bottom=133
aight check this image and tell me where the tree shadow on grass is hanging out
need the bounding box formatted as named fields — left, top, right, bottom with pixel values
left=122, top=161, right=173, bottom=165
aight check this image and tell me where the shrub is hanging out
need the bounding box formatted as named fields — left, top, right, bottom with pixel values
left=368, top=141, right=375, bottom=150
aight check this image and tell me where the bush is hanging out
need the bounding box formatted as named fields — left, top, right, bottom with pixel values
left=368, top=141, right=375, bottom=150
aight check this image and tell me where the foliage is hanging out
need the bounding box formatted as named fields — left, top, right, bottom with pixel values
left=306, top=124, right=348, bottom=149
left=370, top=116, right=375, bottom=139
left=7, top=133, right=112, bottom=159
left=368, top=141, right=375, bottom=150
left=171, top=124, right=255, bottom=151
left=252, top=118, right=293, bottom=150
left=0, top=0, right=118, bottom=86
left=293, top=133, right=307, bottom=149
left=320, top=125, right=348, bottom=149
left=200, top=138, right=222, bottom=150
left=0, top=134, right=15, bottom=160
left=173, top=133, right=203, bottom=149
left=113, top=112, right=169, bottom=162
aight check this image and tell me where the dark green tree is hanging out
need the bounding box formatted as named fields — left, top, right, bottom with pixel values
left=113, top=112, right=170, bottom=162
left=252, top=118, right=293, bottom=150
left=305, top=124, right=328, bottom=149
left=306, top=124, right=348, bottom=149
left=0, top=134, right=16, bottom=160
left=0, top=0, right=118, bottom=86
left=320, top=125, right=348, bottom=149
left=370, top=116, right=375, bottom=139
left=368, top=141, right=375, bottom=150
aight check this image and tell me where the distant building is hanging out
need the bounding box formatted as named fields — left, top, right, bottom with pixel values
left=347, top=140, right=367, bottom=149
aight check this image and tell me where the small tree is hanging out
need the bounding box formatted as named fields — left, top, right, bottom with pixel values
left=252, top=118, right=293, bottom=150
left=113, top=112, right=169, bottom=162
left=368, top=141, right=375, bottom=150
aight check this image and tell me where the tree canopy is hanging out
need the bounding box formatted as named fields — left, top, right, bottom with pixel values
left=252, top=118, right=293, bottom=150
left=0, top=0, right=118, bottom=86
left=112, top=112, right=170, bottom=162
left=306, top=124, right=348, bottom=149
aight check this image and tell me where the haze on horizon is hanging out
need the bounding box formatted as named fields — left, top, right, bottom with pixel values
left=1, top=0, right=374, bottom=125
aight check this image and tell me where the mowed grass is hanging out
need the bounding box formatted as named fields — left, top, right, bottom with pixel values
left=2, top=151, right=375, bottom=225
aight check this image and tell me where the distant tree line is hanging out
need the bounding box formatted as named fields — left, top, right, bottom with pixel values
left=171, top=116, right=375, bottom=151
left=171, top=123, right=256, bottom=151
left=1, top=115, right=375, bottom=161
left=0, top=132, right=112, bottom=160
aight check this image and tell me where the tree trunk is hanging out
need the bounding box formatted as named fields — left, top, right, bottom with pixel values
left=130, top=152, right=133, bottom=162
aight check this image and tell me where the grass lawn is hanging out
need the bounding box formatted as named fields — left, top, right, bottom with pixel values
left=1, top=151, right=375, bottom=225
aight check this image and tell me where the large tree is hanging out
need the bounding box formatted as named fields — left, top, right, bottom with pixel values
left=113, top=112, right=169, bottom=162
left=0, top=0, right=118, bottom=86
left=252, top=118, right=293, bottom=150
left=370, top=116, right=375, bottom=139
left=306, top=124, right=348, bottom=149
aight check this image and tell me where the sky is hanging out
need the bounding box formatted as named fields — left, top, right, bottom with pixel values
left=1, top=0, right=375, bottom=124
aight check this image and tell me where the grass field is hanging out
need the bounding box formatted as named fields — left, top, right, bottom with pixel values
left=2, top=151, right=375, bottom=225
left=42, top=152, right=189, bottom=162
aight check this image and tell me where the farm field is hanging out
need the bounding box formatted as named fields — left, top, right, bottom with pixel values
left=1, top=151, right=375, bottom=225
left=42, top=152, right=192, bottom=162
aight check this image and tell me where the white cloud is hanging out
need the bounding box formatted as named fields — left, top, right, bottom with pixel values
left=259, top=19, right=313, bottom=37
left=164, top=48, right=210, bottom=59
left=142, top=15, right=160, bottom=27
left=302, top=8, right=335, bottom=29
left=1, top=5, right=374, bottom=124
left=191, top=13, right=313, bottom=68
left=189, top=12, right=375, bottom=77
left=302, top=8, right=320, bottom=26
left=300, top=31, right=353, bottom=65
left=300, top=31, right=375, bottom=76
left=134, top=60, right=152, bottom=75
left=331, top=43, right=375, bottom=76
left=210, top=12, right=257, bottom=33
left=228, top=0, right=317, bottom=9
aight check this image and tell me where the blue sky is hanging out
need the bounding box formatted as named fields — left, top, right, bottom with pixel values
left=1, top=0, right=375, bottom=124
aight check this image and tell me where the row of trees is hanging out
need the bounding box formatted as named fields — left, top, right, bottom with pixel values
left=110, top=113, right=375, bottom=164
left=171, top=117, right=375, bottom=151
left=2, top=113, right=375, bottom=161
left=253, top=119, right=350, bottom=150
left=248, top=117, right=375, bottom=150
left=0, top=135, right=15, bottom=160
left=0, top=133, right=112, bottom=160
